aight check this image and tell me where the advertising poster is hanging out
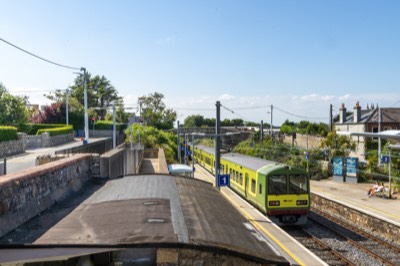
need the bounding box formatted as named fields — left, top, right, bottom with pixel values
left=346, top=157, right=358, bottom=177
left=333, top=157, right=343, bottom=177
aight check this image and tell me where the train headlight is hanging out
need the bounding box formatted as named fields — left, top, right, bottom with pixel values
left=268, top=201, right=280, bottom=206
left=296, top=200, right=308, bottom=205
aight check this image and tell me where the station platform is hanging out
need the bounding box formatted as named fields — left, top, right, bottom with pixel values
left=194, top=164, right=327, bottom=266
left=311, top=179, right=400, bottom=226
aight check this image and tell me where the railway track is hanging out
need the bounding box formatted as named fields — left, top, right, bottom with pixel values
left=309, top=209, right=400, bottom=266
left=282, top=226, right=355, bottom=266
left=283, top=210, right=400, bottom=265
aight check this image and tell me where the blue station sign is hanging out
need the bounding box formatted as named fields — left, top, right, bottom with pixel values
left=217, top=174, right=230, bottom=187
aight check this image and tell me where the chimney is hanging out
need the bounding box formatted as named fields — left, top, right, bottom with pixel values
left=339, top=103, right=346, bottom=124
left=353, top=101, right=361, bottom=123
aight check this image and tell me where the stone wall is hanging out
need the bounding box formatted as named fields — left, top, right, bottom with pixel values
left=0, top=133, right=75, bottom=158
left=0, top=135, right=24, bottom=158
left=282, top=133, right=323, bottom=150
left=0, top=154, right=92, bottom=238
left=311, top=193, right=400, bottom=245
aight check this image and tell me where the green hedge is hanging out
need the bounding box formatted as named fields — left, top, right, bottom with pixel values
left=36, top=125, right=74, bottom=136
left=0, top=126, right=18, bottom=142
left=19, top=124, right=68, bottom=135
left=94, top=121, right=126, bottom=130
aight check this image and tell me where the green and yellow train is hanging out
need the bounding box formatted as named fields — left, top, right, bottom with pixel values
left=194, top=145, right=310, bottom=225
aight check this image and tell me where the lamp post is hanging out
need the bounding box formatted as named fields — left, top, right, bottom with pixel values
left=66, top=88, right=69, bottom=125
left=81, top=67, right=89, bottom=144
left=111, top=101, right=116, bottom=149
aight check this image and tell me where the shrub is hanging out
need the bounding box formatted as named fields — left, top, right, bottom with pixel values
left=94, top=120, right=126, bottom=130
left=20, top=124, right=67, bottom=135
left=36, top=125, right=74, bottom=136
left=0, top=126, right=18, bottom=141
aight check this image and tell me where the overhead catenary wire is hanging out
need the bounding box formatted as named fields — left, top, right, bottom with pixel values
left=273, top=105, right=328, bottom=121
left=0, top=37, right=81, bottom=71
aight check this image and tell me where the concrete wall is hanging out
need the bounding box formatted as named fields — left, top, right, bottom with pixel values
left=100, top=147, right=125, bottom=179
left=124, top=144, right=144, bottom=176
left=335, top=123, right=366, bottom=159
left=100, top=144, right=144, bottom=179
left=158, top=148, right=169, bottom=174
left=89, top=130, right=113, bottom=138
left=0, top=154, right=92, bottom=238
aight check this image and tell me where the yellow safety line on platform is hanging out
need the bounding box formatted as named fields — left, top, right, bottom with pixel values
left=312, top=186, right=400, bottom=221
left=197, top=167, right=305, bottom=266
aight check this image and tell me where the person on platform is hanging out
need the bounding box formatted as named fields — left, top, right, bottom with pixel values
left=367, top=182, right=384, bottom=197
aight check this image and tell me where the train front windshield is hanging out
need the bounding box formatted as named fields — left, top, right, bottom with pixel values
left=268, top=174, right=308, bottom=195
left=289, top=174, right=308, bottom=194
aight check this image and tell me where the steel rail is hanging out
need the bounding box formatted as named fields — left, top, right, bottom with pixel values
left=310, top=210, right=400, bottom=266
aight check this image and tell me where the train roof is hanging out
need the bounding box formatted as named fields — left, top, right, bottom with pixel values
left=222, top=152, right=278, bottom=172
left=32, top=175, right=287, bottom=264
left=195, top=144, right=280, bottom=172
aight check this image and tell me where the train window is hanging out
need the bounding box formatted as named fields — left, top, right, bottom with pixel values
left=221, top=165, right=224, bottom=174
left=239, top=173, right=243, bottom=185
left=259, top=183, right=262, bottom=194
left=235, top=171, right=238, bottom=182
left=289, top=174, right=308, bottom=194
left=251, top=179, right=256, bottom=193
left=268, top=175, right=287, bottom=195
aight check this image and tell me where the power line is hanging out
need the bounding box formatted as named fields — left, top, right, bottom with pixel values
left=220, top=104, right=251, bottom=122
left=273, top=105, right=329, bottom=120
left=0, top=37, right=81, bottom=71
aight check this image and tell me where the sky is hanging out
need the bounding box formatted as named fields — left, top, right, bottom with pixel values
left=1, top=0, right=400, bottom=126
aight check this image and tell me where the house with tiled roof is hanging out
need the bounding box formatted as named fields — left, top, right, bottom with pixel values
left=335, top=101, right=400, bottom=159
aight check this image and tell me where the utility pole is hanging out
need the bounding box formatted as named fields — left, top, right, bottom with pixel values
left=177, top=121, right=181, bottom=164
left=378, top=107, right=381, bottom=166
left=81, top=67, right=89, bottom=144
left=191, top=134, right=195, bottom=177
left=330, top=104, right=333, bottom=131
left=66, top=88, right=69, bottom=125
left=260, top=120, right=264, bottom=142
left=215, top=101, right=221, bottom=188
left=184, top=133, right=187, bottom=165
left=112, top=102, right=116, bottom=149
left=270, top=105, right=273, bottom=136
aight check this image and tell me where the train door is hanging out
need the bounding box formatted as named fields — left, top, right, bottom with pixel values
left=245, top=173, right=249, bottom=197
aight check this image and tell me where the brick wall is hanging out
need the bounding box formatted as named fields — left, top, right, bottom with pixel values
left=0, top=154, right=92, bottom=237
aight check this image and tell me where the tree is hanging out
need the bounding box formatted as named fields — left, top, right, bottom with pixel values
left=69, top=73, right=121, bottom=120
left=30, top=102, right=66, bottom=124
left=320, top=131, right=356, bottom=159
left=0, top=83, right=29, bottom=128
left=184, top=115, right=204, bottom=128
left=138, top=92, right=177, bottom=130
